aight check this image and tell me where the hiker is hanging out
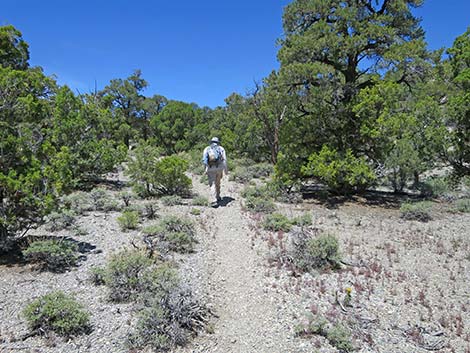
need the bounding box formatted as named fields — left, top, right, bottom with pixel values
left=202, top=137, right=228, bottom=205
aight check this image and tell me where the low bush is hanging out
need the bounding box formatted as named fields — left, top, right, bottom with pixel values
left=263, top=213, right=292, bottom=232
left=61, top=191, right=93, bottom=214
left=244, top=196, right=276, bottom=213
left=117, top=210, right=140, bottom=230
left=118, top=191, right=134, bottom=207
left=143, top=202, right=159, bottom=219
left=104, top=248, right=181, bottom=304
left=142, top=224, right=163, bottom=236
left=419, top=176, right=454, bottom=199
left=23, top=291, right=90, bottom=336
left=230, top=163, right=273, bottom=183
left=71, top=225, right=88, bottom=237
left=295, top=315, right=328, bottom=337
left=104, top=249, right=154, bottom=302
left=159, top=216, right=197, bottom=253
left=291, top=232, right=341, bottom=272
left=128, top=285, right=207, bottom=352
left=241, top=185, right=269, bottom=199
left=44, top=210, right=76, bottom=232
left=138, top=264, right=180, bottom=299
left=229, top=166, right=254, bottom=183
left=23, top=238, right=79, bottom=272
left=296, top=315, right=354, bottom=351
left=191, top=195, right=208, bottom=206
left=326, top=324, right=355, bottom=352
left=190, top=208, right=201, bottom=216
left=89, top=188, right=120, bottom=212
left=160, top=195, right=183, bottom=206
left=268, top=182, right=304, bottom=204
left=453, top=198, right=470, bottom=213
left=142, top=216, right=197, bottom=255
left=89, top=266, right=106, bottom=285
left=400, top=201, right=433, bottom=221
left=249, top=163, right=274, bottom=179
left=292, top=214, right=312, bottom=227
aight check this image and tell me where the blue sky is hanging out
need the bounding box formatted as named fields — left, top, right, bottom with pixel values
left=2, top=0, right=469, bottom=108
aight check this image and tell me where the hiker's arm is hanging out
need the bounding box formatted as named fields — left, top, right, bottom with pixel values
left=202, top=148, right=209, bottom=172
left=222, top=149, right=228, bottom=175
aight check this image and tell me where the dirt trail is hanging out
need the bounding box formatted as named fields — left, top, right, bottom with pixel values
left=182, top=176, right=310, bottom=353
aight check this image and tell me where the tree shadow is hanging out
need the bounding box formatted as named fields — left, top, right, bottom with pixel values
left=302, top=184, right=423, bottom=209
left=0, top=235, right=98, bottom=268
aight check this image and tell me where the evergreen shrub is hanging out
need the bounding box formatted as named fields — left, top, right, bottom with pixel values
left=23, top=291, right=90, bottom=336
left=23, top=238, right=79, bottom=272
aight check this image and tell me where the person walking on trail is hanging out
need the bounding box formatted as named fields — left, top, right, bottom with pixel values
left=202, top=137, right=228, bottom=206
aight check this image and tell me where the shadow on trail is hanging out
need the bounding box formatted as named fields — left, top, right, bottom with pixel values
left=302, top=184, right=424, bottom=210
left=217, top=196, right=235, bottom=207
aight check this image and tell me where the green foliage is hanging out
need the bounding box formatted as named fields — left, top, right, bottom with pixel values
left=296, top=314, right=328, bottom=337
left=61, top=191, right=93, bottom=214
left=191, top=195, right=208, bottom=206
left=292, top=232, right=341, bottom=272
left=452, top=198, right=470, bottom=213
left=142, top=224, right=163, bottom=236
left=190, top=208, right=201, bottom=216
left=302, top=146, right=376, bottom=193
left=44, top=210, right=76, bottom=232
left=0, top=25, right=29, bottom=70
left=243, top=196, right=276, bottom=214
left=126, top=146, right=191, bottom=197
left=354, top=80, right=445, bottom=192
left=0, top=34, right=125, bottom=248
left=117, top=210, right=140, bottom=230
left=150, top=101, right=201, bottom=154
left=153, top=156, right=192, bottom=196
left=23, top=291, right=90, bottom=336
left=89, top=188, right=120, bottom=212
left=104, top=249, right=154, bottom=302
left=326, top=324, right=355, bottom=352
left=160, top=195, right=183, bottom=206
left=292, top=213, right=312, bottom=227
left=265, top=179, right=303, bottom=204
left=230, top=163, right=274, bottom=183
left=142, top=216, right=197, bottom=254
left=268, top=0, right=442, bottom=191
left=100, top=70, right=157, bottom=145
left=178, top=149, right=206, bottom=175
left=263, top=213, right=292, bottom=232
left=241, top=185, right=277, bottom=213
left=400, top=201, right=433, bottom=221
left=23, top=238, right=79, bottom=272
left=445, top=28, right=470, bottom=175
left=126, top=141, right=163, bottom=197
left=419, top=176, right=453, bottom=198
left=158, top=216, right=197, bottom=253
left=89, top=266, right=106, bottom=285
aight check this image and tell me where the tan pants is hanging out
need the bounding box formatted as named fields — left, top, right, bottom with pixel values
left=207, top=169, right=223, bottom=202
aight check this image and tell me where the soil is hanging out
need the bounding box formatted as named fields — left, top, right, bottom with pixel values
left=1, top=172, right=469, bottom=353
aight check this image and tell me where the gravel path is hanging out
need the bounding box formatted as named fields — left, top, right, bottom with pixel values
left=177, top=176, right=313, bottom=353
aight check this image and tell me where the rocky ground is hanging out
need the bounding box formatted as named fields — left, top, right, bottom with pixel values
left=1, top=172, right=469, bottom=353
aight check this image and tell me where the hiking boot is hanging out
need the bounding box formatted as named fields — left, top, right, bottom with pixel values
left=217, top=196, right=222, bottom=202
